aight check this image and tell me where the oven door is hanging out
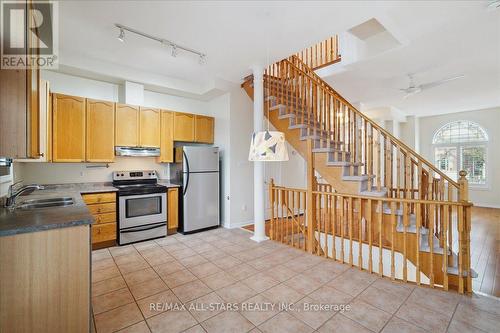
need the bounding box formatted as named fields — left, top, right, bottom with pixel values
left=119, top=192, right=167, bottom=229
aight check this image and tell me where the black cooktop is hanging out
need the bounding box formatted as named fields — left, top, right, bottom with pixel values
left=113, top=182, right=167, bottom=196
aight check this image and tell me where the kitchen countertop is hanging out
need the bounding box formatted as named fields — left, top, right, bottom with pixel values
left=0, top=181, right=181, bottom=237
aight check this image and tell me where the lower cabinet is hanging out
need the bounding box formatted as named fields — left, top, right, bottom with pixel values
left=167, top=187, right=179, bottom=234
left=82, top=192, right=117, bottom=249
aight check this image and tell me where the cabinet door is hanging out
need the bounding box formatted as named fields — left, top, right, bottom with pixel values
left=86, top=99, right=115, bottom=162
left=52, top=94, right=86, bottom=162
left=115, top=104, right=139, bottom=147
left=167, top=188, right=179, bottom=232
left=195, top=115, right=215, bottom=144
left=173, top=112, right=195, bottom=142
left=158, top=111, right=174, bottom=163
left=139, top=107, right=160, bottom=147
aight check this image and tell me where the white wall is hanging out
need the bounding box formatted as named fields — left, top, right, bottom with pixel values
left=419, top=107, right=500, bottom=208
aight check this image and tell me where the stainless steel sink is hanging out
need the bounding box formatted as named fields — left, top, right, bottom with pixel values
left=17, top=197, right=74, bottom=209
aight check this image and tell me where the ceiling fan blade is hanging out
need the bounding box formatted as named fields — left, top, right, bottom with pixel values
left=419, top=75, right=465, bottom=91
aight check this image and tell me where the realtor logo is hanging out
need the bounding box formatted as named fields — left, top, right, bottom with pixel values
left=1, top=0, right=58, bottom=69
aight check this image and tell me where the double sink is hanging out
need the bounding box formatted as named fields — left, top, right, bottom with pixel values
left=16, top=197, right=74, bottom=210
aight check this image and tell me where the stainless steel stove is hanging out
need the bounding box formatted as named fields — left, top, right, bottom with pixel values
left=113, top=170, right=167, bottom=245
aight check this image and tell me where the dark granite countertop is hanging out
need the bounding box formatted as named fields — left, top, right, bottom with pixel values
left=0, top=181, right=180, bottom=237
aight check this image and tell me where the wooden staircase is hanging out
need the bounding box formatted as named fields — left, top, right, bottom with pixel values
left=242, top=54, right=474, bottom=294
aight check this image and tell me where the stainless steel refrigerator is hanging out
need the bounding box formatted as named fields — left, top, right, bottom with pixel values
left=170, top=146, right=220, bottom=233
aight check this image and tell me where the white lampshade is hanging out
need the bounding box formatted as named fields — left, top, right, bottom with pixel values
left=248, top=130, right=289, bottom=161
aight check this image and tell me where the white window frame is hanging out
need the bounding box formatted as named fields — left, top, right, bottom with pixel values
left=432, top=121, right=488, bottom=188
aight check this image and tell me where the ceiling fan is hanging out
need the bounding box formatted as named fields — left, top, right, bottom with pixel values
left=400, top=73, right=465, bottom=99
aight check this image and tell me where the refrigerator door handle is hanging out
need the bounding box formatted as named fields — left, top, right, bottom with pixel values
left=183, top=150, right=190, bottom=195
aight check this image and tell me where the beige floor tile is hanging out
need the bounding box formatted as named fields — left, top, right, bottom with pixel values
left=154, top=260, right=185, bottom=276
left=92, top=287, right=135, bottom=315
left=447, top=318, right=488, bottom=333
left=201, top=271, right=238, bottom=290
left=358, top=285, right=408, bottom=314
left=405, top=287, right=460, bottom=317
left=308, top=285, right=353, bottom=305
left=92, top=265, right=121, bottom=283
left=200, top=249, right=227, bottom=261
left=185, top=292, right=225, bottom=322
left=161, top=242, right=189, bottom=253
left=114, top=253, right=145, bottom=266
left=289, top=296, right=336, bottom=329
left=129, top=276, right=169, bottom=300
left=133, top=240, right=160, bottom=252
left=216, top=282, right=257, bottom=304
left=201, top=311, right=254, bottom=333
left=452, top=302, right=499, bottom=333
left=190, top=243, right=217, bottom=254
left=283, top=273, right=324, bottom=295
left=143, top=252, right=175, bottom=267
left=395, top=300, right=452, bottom=333
left=342, top=299, right=391, bottom=332
left=155, top=237, right=179, bottom=247
left=381, top=317, right=427, bottom=333
left=211, top=256, right=242, bottom=270
left=225, top=264, right=259, bottom=281
left=172, top=279, right=212, bottom=303
left=317, top=313, right=372, bottom=333
left=136, top=289, right=181, bottom=318
left=118, top=259, right=150, bottom=274
left=116, top=321, right=151, bottom=333
left=282, top=254, right=324, bottom=273
left=110, top=245, right=138, bottom=258
left=178, top=254, right=209, bottom=268
left=258, top=311, right=313, bottom=333
left=170, top=248, right=197, bottom=259
left=94, top=302, right=143, bottom=333
left=461, top=293, right=500, bottom=316
left=123, top=267, right=159, bottom=286
left=239, top=294, right=280, bottom=326
left=161, top=269, right=198, bottom=289
left=182, top=325, right=207, bottom=333
left=261, top=283, right=304, bottom=305
left=246, top=257, right=278, bottom=271
left=92, top=276, right=127, bottom=297
left=327, top=268, right=377, bottom=297
left=147, top=309, right=198, bottom=333
left=93, top=258, right=116, bottom=271
left=370, top=278, right=414, bottom=298
left=189, top=262, right=222, bottom=278
left=263, top=265, right=297, bottom=282
left=92, top=248, right=112, bottom=262
left=241, top=272, right=280, bottom=293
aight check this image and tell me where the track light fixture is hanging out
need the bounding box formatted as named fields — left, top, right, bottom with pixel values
left=114, top=23, right=206, bottom=64
left=117, top=28, right=125, bottom=42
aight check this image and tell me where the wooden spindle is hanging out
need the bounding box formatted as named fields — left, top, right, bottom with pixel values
left=349, top=197, right=354, bottom=266
left=378, top=200, right=383, bottom=276
left=403, top=202, right=408, bottom=282
left=390, top=201, right=396, bottom=280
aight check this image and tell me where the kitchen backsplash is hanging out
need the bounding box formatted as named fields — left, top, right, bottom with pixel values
left=14, top=157, right=170, bottom=184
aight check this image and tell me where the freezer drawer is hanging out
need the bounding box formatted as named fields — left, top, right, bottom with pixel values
left=118, top=222, right=167, bottom=245
left=183, top=172, right=219, bottom=232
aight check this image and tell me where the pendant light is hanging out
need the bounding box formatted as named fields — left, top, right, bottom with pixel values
left=248, top=48, right=289, bottom=162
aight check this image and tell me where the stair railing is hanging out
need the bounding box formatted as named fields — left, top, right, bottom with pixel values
left=294, top=36, right=341, bottom=70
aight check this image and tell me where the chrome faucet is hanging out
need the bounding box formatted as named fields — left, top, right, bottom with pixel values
left=4, top=182, right=44, bottom=209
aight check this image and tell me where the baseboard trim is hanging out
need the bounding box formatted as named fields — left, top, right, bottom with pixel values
left=474, top=203, right=500, bottom=209
left=228, top=220, right=254, bottom=229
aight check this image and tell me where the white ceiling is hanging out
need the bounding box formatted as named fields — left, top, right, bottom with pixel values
left=57, top=1, right=500, bottom=115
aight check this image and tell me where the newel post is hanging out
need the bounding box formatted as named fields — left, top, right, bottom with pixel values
left=458, top=170, right=472, bottom=293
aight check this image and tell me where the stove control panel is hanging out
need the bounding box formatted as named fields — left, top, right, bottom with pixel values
left=113, top=170, right=157, bottom=181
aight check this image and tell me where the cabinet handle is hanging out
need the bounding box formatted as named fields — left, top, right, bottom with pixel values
left=38, top=153, right=44, bottom=157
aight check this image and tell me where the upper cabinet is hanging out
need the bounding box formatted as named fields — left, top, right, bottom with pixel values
left=195, top=115, right=215, bottom=144
left=158, top=111, right=174, bottom=163
left=139, top=107, right=161, bottom=147
left=173, top=112, right=195, bottom=142
left=115, top=104, right=139, bottom=147
left=86, top=99, right=115, bottom=162
left=52, top=94, right=86, bottom=162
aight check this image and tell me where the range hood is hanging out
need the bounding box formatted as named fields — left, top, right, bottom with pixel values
left=115, top=147, right=160, bottom=157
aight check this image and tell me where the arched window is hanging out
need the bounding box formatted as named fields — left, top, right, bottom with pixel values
left=433, top=121, right=488, bottom=185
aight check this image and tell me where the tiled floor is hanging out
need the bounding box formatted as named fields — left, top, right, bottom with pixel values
left=91, top=227, right=500, bottom=333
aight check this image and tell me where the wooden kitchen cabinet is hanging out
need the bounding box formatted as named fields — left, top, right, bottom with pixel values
left=167, top=187, right=179, bottom=234
left=86, top=99, right=115, bottom=162
left=82, top=192, right=117, bottom=249
left=52, top=94, right=86, bottom=162
left=195, top=115, right=215, bottom=144
left=139, top=107, right=161, bottom=147
left=0, top=225, right=90, bottom=333
left=158, top=110, right=174, bottom=163
left=173, top=112, right=195, bottom=142
left=115, top=103, right=139, bottom=147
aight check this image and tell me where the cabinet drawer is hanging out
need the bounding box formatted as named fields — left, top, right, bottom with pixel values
left=92, top=222, right=116, bottom=243
left=82, top=192, right=116, bottom=205
left=93, top=212, right=116, bottom=225
left=88, top=202, right=116, bottom=215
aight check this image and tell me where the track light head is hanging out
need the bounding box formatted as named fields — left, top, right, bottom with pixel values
left=171, top=45, right=178, bottom=57
left=117, top=28, right=125, bottom=42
